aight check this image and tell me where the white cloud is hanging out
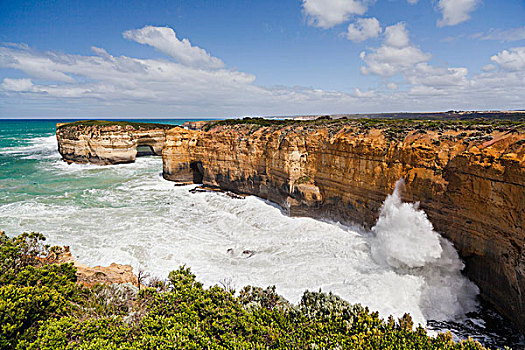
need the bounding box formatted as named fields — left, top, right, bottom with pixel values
left=91, top=47, right=115, bottom=61
left=407, top=0, right=419, bottom=4
left=407, top=63, right=469, bottom=87
left=408, top=85, right=444, bottom=96
left=0, top=34, right=361, bottom=116
left=361, top=23, right=431, bottom=77
left=482, top=64, right=495, bottom=72
left=353, top=87, right=376, bottom=97
left=302, top=0, right=368, bottom=28
left=482, top=27, right=525, bottom=42
left=360, top=22, right=473, bottom=97
left=123, top=26, right=224, bottom=69
left=0, top=47, right=75, bottom=82
left=384, top=22, right=410, bottom=48
left=0, top=40, right=256, bottom=103
left=1, top=78, right=34, bottom=92
left=386, top=82, right=398, bottom=90
left=346, top=17, right=382, bottom=42
left=490, top=47, right=525, bottom=71
left=1, top=27, right=525, bottom=117
left=437, top=0, right=481, bottom=27
left=361, top=46, right=431, bottom=76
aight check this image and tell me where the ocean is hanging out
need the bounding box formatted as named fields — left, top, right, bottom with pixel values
left=0, top=119, right=523, bottom=349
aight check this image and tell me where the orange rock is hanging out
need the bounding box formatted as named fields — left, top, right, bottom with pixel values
left=56, top=122, right=173, bottom=165
left=57, top=247, right=138, bottom=287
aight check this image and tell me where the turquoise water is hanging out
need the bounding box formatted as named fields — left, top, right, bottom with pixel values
left=0, top=119, right=523, bottom=348
left=0, top=119, right=187, bottom=203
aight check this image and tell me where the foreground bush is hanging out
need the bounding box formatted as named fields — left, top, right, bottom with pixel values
left=1, top=231, right=488, bottom=349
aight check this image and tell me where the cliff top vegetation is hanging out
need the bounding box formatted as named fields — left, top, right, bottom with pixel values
left=0, top=230, right=492, bottom=349
left=57, top=120, right=176, bottom=130
left=202, top=116, right=525, bottom=134
left=56, top=115, right=525, bottom=135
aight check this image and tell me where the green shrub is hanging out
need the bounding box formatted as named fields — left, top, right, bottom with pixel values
left=239, top=285, right=290, bottom=311
left=57, top=120, right=175, bottom=130
left=0, top=285, right=68, bottom=349
left=0, top=232, right=82, bottom=349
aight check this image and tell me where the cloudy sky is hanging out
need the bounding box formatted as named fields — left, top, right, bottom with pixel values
left=1, top=0, right=524, bottom=118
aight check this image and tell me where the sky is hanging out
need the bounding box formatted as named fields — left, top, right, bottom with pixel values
left=0, top=0, right=524, bottom=118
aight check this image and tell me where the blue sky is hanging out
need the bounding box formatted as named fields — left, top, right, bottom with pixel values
left=1, top=0, right=524, bottom=118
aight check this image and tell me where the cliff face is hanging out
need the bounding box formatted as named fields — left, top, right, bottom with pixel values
left=163, top=121, right=525, bottom=332
left=56, top=122, right=172, bottom=164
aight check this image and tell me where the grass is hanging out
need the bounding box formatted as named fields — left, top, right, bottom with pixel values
left=295, top=175, right=312, bottom=185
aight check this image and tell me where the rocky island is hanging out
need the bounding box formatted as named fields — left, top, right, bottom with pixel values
left=56, top=116, right=525, bottom=334
left=56, top=120, right=174, bottom=164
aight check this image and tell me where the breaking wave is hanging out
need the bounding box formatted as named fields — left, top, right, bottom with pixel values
left=1, top=135, right=59, bottom=160
left=370, top=179, right=479, bottom=321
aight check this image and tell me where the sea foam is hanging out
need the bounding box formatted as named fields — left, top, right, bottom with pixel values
left=2, top=135, right=58, bottom=160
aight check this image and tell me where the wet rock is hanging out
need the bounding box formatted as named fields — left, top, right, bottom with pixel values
left=242, top=250, right=256, bottom=258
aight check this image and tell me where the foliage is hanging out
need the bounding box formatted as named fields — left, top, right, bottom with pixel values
left=294, top=175, right=312, bottom=185
left=203, top=116, right=525, bottom=133
left=57, top=120, right=175, bottom=130
left=0, top=231, right=491, bottom=349
left=203, top=117, right=304, bottom=131
left=239, top=285, right=291, bottom=311
left=56, top=116, right=525, bottom=135
left=0, top=231, right=80, bottom=349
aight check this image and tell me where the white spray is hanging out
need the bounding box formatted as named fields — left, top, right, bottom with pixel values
left=370, top=179, right=479, bottom=321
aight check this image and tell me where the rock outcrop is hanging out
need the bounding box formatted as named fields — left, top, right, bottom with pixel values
left=56, top=121, right=174, bottom=164
left=163, top=119, right=525, bottom=332
left=55, top=246, right=138, bottom=287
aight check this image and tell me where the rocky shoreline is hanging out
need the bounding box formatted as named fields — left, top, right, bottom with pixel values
left=56, top=117, right=525, bottom=333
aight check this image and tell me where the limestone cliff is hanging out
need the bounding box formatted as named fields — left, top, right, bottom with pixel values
left=163, top=119, right=525, bottom=332
left=56, top=121, right=174, bottom=164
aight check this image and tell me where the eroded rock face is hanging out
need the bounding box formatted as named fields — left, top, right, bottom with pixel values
left=163, top=121, right=525, bottom=332
left=56, top=122, right=173, bottom=164
left=56, top=247, right=138, bottom=287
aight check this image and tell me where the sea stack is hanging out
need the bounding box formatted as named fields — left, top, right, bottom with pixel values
left=56, top=121, right=175, bottom=165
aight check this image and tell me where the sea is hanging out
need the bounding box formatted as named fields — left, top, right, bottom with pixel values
left=0, top=119, right=523, bottom=349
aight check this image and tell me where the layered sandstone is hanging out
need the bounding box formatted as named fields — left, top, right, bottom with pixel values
left=163, top=119, right=525, bottom=332
left=56, top=121, right=174, bottom=164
